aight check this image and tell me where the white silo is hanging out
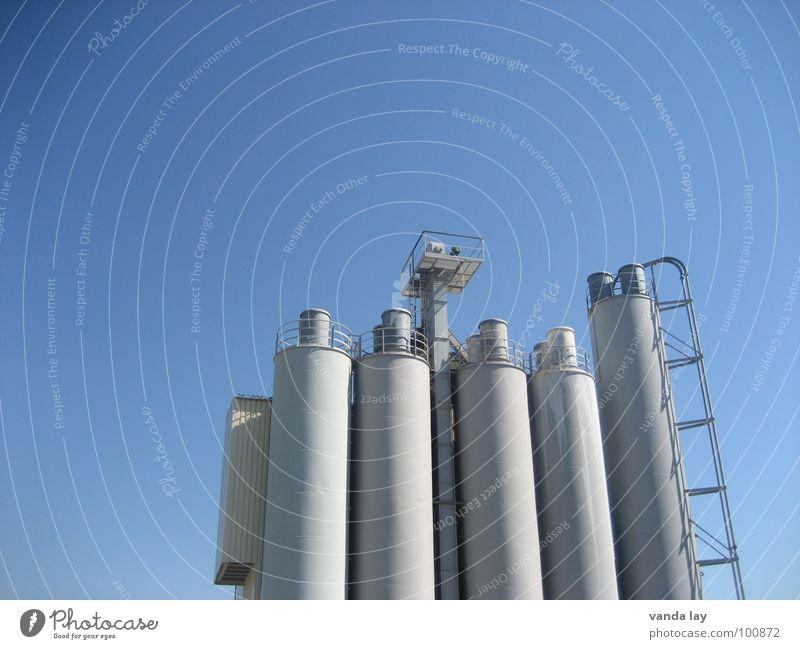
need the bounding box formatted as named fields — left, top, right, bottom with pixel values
left=587, top=266, right=699, bottom=599
left=528, top=327, right=618, bottom=599
left=454, top=319, right=543, bottom=599
left=349, top=309, right=435, bottom=599
left=261, top=309, right=352, bottom=599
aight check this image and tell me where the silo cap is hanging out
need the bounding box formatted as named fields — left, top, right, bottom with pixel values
left=299, top=307, right=331, bottom=318
left=381, top=307, right=412, bottom=317
left=587, top=271, right=614, bottom=283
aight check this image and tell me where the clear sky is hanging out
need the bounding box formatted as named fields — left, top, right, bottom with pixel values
left=0, top=0, right=797, bottom=600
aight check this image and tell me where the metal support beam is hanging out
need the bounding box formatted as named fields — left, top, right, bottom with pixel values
left=676, top=417, right=715, bottom=431
left=687, top=486, right=725, bottom=496
left=423, top=271, right=460, bottom=600
left=698, top=558, right=735, bottom=567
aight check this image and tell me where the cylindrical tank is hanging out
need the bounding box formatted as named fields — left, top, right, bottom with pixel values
left=529, top=327, right=618, bottom=600
left=479, top=318, right=509, bottom=362
left=466, top=334, right=483, bottom=365
left=298, top=307, right=332, bottom=346
left=372, top=324, right=384, bottom=354
left=541, top=326, right=578, bottom=369
left=587, top=272, right=615, bottom=307
left=349, top=323, right=435, bottom=599
left=532, top=341, right=547, bottom=371
left=618, top=263, right=648, bottom=295
left=379, top=308, right=413, bottom=353
left=454, top=320, right=543, bottom=599
left=261, top=310, right=352, bottom=599
left=587, top=267, right=699, bottom=599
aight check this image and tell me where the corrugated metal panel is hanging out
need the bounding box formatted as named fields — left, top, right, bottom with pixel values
left=215, top=397, right=271, bottom=589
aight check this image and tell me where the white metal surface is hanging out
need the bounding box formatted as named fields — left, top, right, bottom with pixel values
left=478, top=319, right=509, bottom=362
left=454, top=328, right=543, bottom=599
left=349, top=349, right=435, bottom=599
left=377, top=308, right=413, bottom=353
left=298, top=308, right=332, bottom=346
left=529, top=330, right=618, bottom=600
left=261, top=314, right=352, bottom=600
left=214, top=396, right=271, bottom=593
left=588, top=282, right=699, bottom=599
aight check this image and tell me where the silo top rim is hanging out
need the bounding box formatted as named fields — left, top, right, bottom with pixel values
left=480, top=318, right=508, bottom=326
left=381, top=307, right=412, bottom=317
left=547, top=325, right=575, bottom=334
left=587, top=271, right=614, bottom=281
left=300, top=307, right=331, bottom=317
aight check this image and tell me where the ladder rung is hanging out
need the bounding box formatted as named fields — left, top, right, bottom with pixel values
left=656, top=299, right=692, bottom=311
left=666, top=355, right=702, bottom=369
left=698, top=557, right=735, bottom=567
left=688, top=486, right=725, bottom=496
left=677, top=417, right=714, bottom=431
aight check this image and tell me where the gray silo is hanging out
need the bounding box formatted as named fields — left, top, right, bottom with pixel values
left=261, top=309, right=352, bottom=599
left=528, top=327, right=618, bottom=600
left=454, top=319, right=543, bottom=599
left=587, top=266, right=700, bottom=599
left=349, top=309, right=436, bottom=599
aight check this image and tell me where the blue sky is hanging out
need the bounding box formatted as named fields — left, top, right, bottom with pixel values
left=0, top=0, right=797, bottom=599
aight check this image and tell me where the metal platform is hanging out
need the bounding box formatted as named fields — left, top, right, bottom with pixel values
left=401, top=231, right=484, bottom=297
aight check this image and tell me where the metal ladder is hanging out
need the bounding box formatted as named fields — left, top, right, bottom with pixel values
left=643, top=257, right=745, bottom=599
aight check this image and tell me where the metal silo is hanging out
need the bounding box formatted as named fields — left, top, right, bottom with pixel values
left=349, top=309, right=435, bottom=599
left=454, top=319, right=543, bottom=599
left=261, top=309, right=352, bottom=599
left=214, top=396, right=271, bottom=600
left=587, top=265, right=699, bottom=599
left=528, top=327, right=618, bottom=600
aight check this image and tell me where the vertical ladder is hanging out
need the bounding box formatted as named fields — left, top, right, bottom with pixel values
left=643, top=257, right=745, bottom=600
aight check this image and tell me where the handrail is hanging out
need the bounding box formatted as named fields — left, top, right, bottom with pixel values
left=402, top=231, right=485, bottom=280
left=460, top=336, right=526, bottom=369
left=275, top=319, right=353, bottom=355
left=354, top=326, right=429, bottom=362
left=642, top=256, right=688, bottom=278
left=527, top=344, right=593, bottom=374
left=585, top=273, right=657, bottom=310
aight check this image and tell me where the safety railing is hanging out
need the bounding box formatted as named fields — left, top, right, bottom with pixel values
left=354, top=326, right=429, bottom=362
left=585, top=274, right=657, bottom=311
left=460, top=336, right=526, bottom=369
left=526, top=344, right=593, bottom=374
left=275, top=319, right=353, bottom=354
left=402, top=230, right=485, bottom=275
